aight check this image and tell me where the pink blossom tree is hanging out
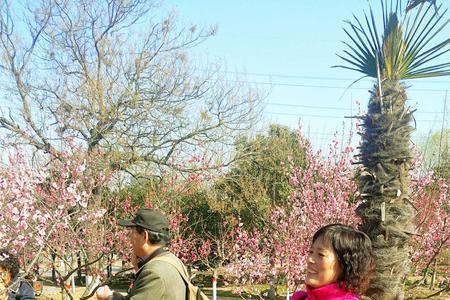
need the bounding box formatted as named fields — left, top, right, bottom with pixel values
left=410, top=170, right=450, bottom=289
left=0, top=148, right=110, bottom=299
left=0, top=147, right=215, bottom=299
left=107, top=191, right=213, bottom=267
left=225, top=132, right=361, bottom=295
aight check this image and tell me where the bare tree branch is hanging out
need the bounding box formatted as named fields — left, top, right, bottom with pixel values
left=0, top=0, right=263, bottom=177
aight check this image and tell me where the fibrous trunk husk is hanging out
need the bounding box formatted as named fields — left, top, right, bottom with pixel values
left=356, top=79, right=415, bottom=300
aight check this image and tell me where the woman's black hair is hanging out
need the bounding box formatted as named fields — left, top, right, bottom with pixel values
left=0, top=250, right=20, bottom=279
left=135, top=226, right=171, bottom=246
left=312, top=223, right=375, bottom=295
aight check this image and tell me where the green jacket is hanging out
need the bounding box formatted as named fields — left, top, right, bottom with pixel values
left=112, top=251, right=186, bottom=300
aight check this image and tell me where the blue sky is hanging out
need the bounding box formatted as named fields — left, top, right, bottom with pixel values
left=162, top=0, right=450, bottom=150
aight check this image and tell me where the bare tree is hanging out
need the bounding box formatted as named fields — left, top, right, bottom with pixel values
left=0, top=0, right=262, bottom=176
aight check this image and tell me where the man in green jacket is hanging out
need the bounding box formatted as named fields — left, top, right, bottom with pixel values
left=96, top=209, right=187, bottom=300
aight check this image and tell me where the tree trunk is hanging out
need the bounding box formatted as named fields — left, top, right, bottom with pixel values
left=77, top=253, right=82, bottom=281
left=52, top=252, right=57, bottom=282
left=105, top=254, right=112, bottom=279
left=430, top=259, right=437, bottom=290
left=356, top=80, right=416, bottom=300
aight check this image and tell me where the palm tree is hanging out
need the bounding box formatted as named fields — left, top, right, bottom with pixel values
left=335, top=1, right=450, bottom=299
left=406, top=0, right=438, bottom=15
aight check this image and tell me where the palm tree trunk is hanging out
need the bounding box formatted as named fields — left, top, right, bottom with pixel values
left=356, top=79, right=416, bottom=300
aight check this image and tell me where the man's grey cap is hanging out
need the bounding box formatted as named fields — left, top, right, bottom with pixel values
left=118, top=208, right=170, bottom=233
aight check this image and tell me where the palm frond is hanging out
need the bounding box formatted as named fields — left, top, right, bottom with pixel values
left=334, top=0, right=450, bottom=80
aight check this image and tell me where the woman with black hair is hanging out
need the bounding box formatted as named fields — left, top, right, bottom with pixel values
left=292, top=224, right=375, bottom=300
left=0, top=250, right=35, bottom=300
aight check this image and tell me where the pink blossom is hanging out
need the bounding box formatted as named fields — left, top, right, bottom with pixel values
left=225, top=130, right=360, bottom=289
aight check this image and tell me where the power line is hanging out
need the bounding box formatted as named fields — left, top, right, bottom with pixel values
left=1, top=101, right=448, bottom=115
left=253, top=129, right=354, bottom=137
left=225, top=79, right=449, bottom=92
left=263, top=102, right=351, bottom=110
left=256, top=127, right=442, bottom=140
left=199, top=69, right=450, bottom=84
left=1, top=101, right=447, bottom=121
left=264, top=111, right=444, bottom=123
left=265, top=111, right=344, bottom=119
left=263, top=102, right=448, bottom=114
